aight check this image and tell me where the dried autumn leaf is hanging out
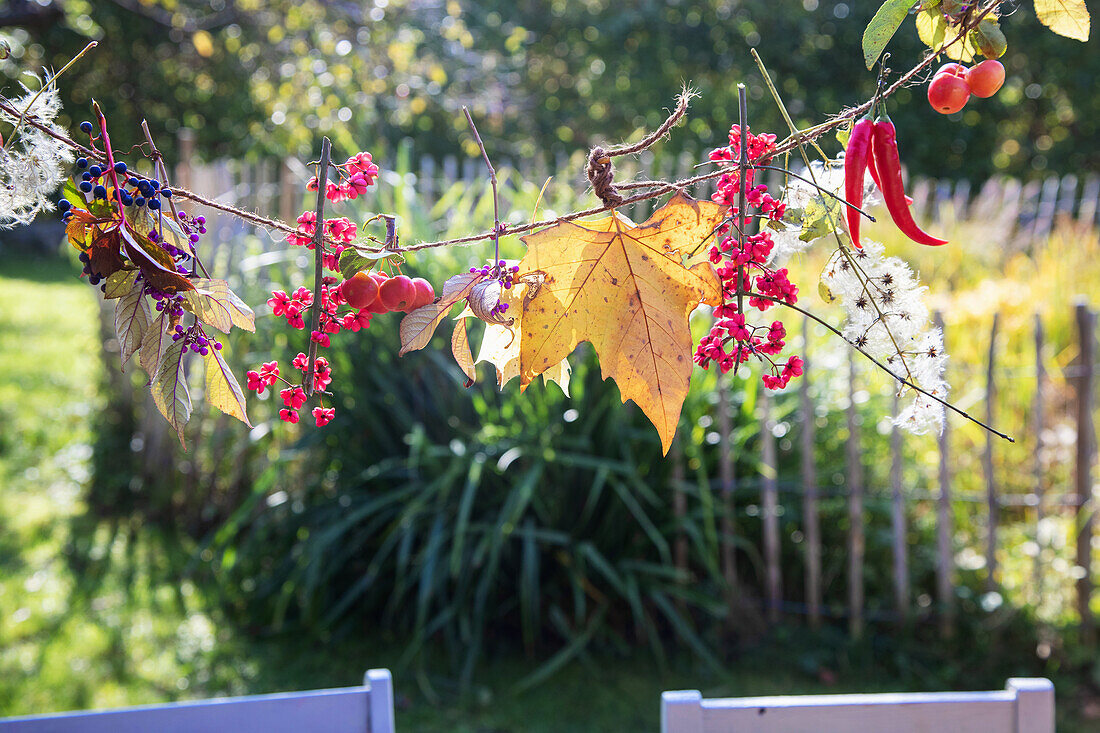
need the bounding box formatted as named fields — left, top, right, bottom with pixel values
left=114, top=278, right=151, bottom=370
left=120, top=228, right=193, bottom=294
left=476, top=279, right=570, bottom=394
left=151, top=339, right=191, bottom=448
left=517, top=192, right=723, bottom=453
left=182, top=278, right=235, bottom=333
left=451, top=317, right=476, bottom=387
left=140, top=311, right=171, bottom=379
left=204, top=348, right=250, bottom=425
left=398, top=272, right=483, bottom=356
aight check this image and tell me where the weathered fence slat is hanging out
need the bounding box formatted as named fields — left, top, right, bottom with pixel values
left=1079, top=175, right=1100, bottom=233
left=891, top=390, right=909, bottom=622
left=800, top=318, right=821, bottom=629
left=846, top=349, right=864, bottom=639
left=985, top=314, right=1000, bottom=592
left=760, top=388, right=782, bottom=624
left=1074, top=301, right=1096, bottom=646
left=934, top=311, right=956, bottom=638
left=717, top=373, right=737, bottom=592
left=1033, top=314, right=1047, bottom=607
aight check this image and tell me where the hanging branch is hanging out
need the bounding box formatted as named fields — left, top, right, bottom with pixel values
left=733, top=83, right=749, bottom=378
left=305, top=137, right=332, bottom=397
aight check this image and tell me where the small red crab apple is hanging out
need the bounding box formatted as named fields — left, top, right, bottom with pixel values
left=338, top=271, right=380, bottom=309
left=409, top=278, right=435, bottom=309
left=379, top=275, right=417, bottom=311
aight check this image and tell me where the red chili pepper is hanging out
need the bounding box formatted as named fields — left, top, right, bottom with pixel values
left=866, top=146, right=912, bottom=206
left=844, top=115, right=874, bottom=250
left=871, top=116, right=948, bottom=247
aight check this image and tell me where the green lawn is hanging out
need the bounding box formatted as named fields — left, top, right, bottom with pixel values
left=0, top=251, right=1092, bottom=731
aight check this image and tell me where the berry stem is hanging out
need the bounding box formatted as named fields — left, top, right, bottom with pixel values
left=305, top=136, right=332, bottom=397
left=733, top=83, right=748, bottom=379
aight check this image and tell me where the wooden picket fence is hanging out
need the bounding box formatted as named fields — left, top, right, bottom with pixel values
left=680, top=303, right=1098, bottom=642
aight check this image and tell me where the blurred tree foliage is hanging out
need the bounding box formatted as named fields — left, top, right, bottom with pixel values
left=3, top=0, right=1095, bottom=178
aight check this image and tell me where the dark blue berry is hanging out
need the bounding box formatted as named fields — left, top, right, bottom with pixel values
left=88, top=165, right=102, bottom=177
left=127, top=177, right=139, bottom=186
left=79, top=181, right=93, bottom=193
left=148, top=199, right=161, bottom=210
left=79, top=121, right=93, bottom=134
left=88, top=274, right=101, bottom=285
left=92, top=184, right=107, bottom=199
left=78, top=252, right=89, bottom=263
left=149, top=179, right=160, bottom=190
left=114, top=162, right=127, bottom=174
left=81, top=171, right=91, bottom=181
left=58, top=199, right=71, bottom=212
left=120, top=192, right=133, bottom=206
left=160, top=188, right=172, bottom=198
left=76, top=158, right=88, bottom=169
left=135, top=197, right=145, bottom=207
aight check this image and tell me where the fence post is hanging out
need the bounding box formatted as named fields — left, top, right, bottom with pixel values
left=800, top=318, right=821, bottom=629
left=934, top=311, right=955, bottom=638
left=1078, top=175, right=1100, bottom=233
left=1033, top=314, right=1046, bottom=606
left=846, top=349, right=864, bottom=639
left=985, top=314, right=1000, bottom=592
left=891, top=390, right=909, bottom=623
left=1074, top=300, right=1096, bottom=646
left=760, top=388, right=782, bottom=624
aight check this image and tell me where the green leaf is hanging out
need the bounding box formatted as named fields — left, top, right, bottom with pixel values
left=139, top=311, right=171, bottom=379
left=62, top=178, right=87, bottom=209
left=1035, top=0, right=1090, bottom=41
left=151, top=339, right=191, bottom=448
left=103, top=269, right=138, bottom=300
left=114, top=278, right=150, bottom=370
left=863, top=0, right=918, bottom=70
left=203, top=348, right=250, bottom=426
left=338, top=248, right=373, bottom=281
left=799, top=195, right=844, bottom=243
left=182, top=278, right=235, bottom=333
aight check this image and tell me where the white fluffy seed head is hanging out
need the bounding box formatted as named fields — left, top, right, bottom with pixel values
left=0, top=75, right=74, bottom=228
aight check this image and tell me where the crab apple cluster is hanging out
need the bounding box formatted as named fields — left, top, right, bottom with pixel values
left=469, top=260, right=520, bottom=319
left=339, top=271, right=435, bottom=314
left=693, top=124, right=803, bottom=390
left=928, top=60, right=1004, bottom=114
left=307, top=152, right=381, bottom=203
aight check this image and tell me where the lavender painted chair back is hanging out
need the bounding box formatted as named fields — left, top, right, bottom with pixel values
left=662, top=677, right=1053, bottom=733
left=0, top=669, right=394, bottom=733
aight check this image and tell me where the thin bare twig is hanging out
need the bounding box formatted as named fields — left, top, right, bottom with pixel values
left=463, top=107, right=502, bottom=265
left=305, top=137, right=332, bottom=397
left=757, top=293, right=1014, bottom=443
left=140, top=119, right=211, bottom=278
left=734, top=84, right=749, bottom=378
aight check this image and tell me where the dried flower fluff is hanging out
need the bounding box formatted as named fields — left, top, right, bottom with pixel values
left=0, top=75, right=73, bottom=228
left=820, top=238, right=948, bottom=435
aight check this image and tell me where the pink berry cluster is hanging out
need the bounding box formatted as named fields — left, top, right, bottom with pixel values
left=307, top=151, right=380, bottom=203
left=693, top=125, right=804, bottom=390
left=245, top=353, right=335, bottom=426
left=245, top=150, right=382, bottom=428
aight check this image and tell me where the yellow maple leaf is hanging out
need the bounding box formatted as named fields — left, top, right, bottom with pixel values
left=517, top=192, right=724, bottom=454
left=475, top=280, right=571, bottom=395
left=1034, top=0, right=1090, bottom=41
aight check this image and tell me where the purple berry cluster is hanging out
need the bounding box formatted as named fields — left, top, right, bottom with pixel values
left=172, top=323, right=222, bottom=356
left=468, top=259, right=521, bottom=318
